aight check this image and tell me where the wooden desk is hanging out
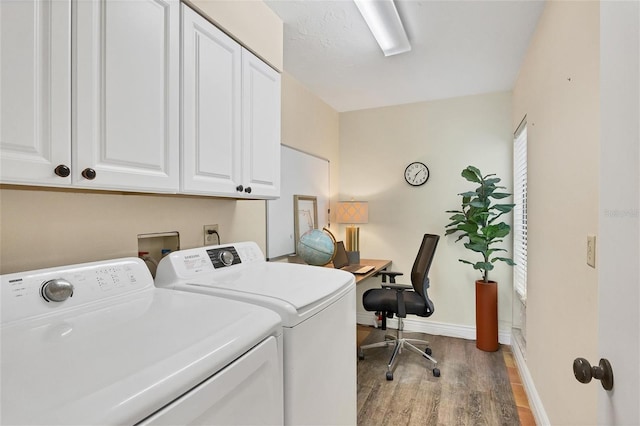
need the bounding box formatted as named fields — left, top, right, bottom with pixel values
left=336, top=258, right=392, bottom=284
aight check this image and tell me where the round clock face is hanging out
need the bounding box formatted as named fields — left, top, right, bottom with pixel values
left=404, top=162, right=430, bottom=186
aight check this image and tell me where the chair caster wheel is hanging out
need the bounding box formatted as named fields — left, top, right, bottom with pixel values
left=358, top=350, right=364, bottom=360
left=386, top=371, right=394, bottom=381
left=433, top=368, right=441, bottom=377
left=425, top=347, right=432, bottom=356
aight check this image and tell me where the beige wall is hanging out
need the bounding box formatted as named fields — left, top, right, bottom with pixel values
left=281, top=72, right=341, bottom=222
left=0, top=188, right=265, bottom=273
left=0, top=2, right=341, bottom=275
left=339, top=92, right=514, bottom=333
left=512, top=1, right=600, bottom=424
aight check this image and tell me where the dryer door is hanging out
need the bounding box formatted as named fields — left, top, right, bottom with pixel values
left=138, top=335, right=282, bottom=425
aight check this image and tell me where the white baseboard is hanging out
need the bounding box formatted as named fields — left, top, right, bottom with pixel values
left=511, top=337, right=550, bottom=425
left=356, top=312, right=511, bottom=345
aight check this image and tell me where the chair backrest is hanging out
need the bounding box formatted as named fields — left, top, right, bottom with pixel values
left=411, top=234, right=440, bottom=298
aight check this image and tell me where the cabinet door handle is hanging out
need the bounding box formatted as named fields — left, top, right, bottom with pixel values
left=236, top=185, right=244, bottom=192
left=244, top=186, right=252, bottom=194
left=81, top=168, right=97, bottom=180
left=54, top=164, right=71, bottom=178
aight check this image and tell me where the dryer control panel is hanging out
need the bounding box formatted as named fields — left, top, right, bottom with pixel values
left=206, top=243, right=264, bottom=269
left=155, top=242, right=266, bottom=283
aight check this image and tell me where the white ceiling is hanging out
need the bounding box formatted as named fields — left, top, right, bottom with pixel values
left=264, top=0, right=545, bottom=112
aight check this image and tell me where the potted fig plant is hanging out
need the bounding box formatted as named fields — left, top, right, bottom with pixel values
left=445, top=166, right=515, bottom=351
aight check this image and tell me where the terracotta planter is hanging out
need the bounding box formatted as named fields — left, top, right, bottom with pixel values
left=475, top=280, right=499, bottom=352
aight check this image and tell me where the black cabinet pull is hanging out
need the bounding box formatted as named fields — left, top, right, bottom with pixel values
left=54, top=164, right=70, bottom=178
left=81, top=168, right=97, bottom=180
left=236, top=185, right=244, bottom=192
left=244, top=186, right=252, bottom=194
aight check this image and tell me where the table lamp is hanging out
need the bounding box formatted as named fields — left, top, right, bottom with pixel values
left=336, top=201, right=369, bottom=263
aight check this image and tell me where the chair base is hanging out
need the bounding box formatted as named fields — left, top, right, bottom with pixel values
left=358, top=318, right=440, bottom=380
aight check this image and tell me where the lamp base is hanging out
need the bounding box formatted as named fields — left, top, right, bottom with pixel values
left=347, top=251, right=360, bottom=264
left=345, top=226, right=360, bottom=252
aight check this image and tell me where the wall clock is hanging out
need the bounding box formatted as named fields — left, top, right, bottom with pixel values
left=404, top=162, right=430, bottom=186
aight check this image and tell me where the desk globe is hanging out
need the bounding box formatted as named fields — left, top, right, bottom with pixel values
left=297, top=228, right=336, bottom=266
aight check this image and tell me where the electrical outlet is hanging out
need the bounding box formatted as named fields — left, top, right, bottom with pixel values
left=587, top=235, right=596, bottom=268
left=203, top=224, right=219, bottom=246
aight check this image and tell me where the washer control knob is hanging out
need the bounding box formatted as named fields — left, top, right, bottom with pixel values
left=41, top=279, right=74, bottom=302
left=219, top=250, right=234, bottom=266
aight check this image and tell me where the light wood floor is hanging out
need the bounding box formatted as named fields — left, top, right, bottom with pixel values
left=356, top=326, right=535, bottom=425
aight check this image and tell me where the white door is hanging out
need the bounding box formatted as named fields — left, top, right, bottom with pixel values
left=181, top=4, right=243, bottom=196
left=74, top=0, right=179, bottom=193
left=597, top=2, right=639, bottom=424
left=241, top=50, right=281, bottom=199
left=0, top=0, right=71, bottom=186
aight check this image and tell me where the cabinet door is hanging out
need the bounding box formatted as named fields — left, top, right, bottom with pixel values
left=0, top=0, right=71, bottom=186
left=181, top=4, right=242, bottom=196
left=241, top=50, right=281, bottom=199
left=74, top=0, right=179, bottom=192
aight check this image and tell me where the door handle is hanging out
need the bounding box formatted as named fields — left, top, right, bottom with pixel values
left=573, top=357, right=614, bottom=390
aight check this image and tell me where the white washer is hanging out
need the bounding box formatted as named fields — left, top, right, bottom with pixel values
left=1, top=257, right=283, bottom=425
left=155, top=241, right=357, bottom=426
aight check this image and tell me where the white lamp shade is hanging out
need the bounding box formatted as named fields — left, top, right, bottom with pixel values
left=336, top=201, right=369, bottom=224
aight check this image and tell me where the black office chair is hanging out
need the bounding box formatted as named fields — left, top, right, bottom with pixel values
left=358, top=234, right=440, bottom=380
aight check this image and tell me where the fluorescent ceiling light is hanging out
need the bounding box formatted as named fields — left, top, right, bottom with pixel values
left=354, top=0, right=411, bottom=57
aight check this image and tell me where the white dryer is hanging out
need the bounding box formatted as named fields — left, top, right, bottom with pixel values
left=155, top=241, right=357, bottom=426
left=1, top=257, right=283, bottom=425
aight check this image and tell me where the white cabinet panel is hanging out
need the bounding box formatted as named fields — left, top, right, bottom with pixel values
left=182, top=5, right=281, bottom=199
left=0, top=0, right=71, bottom=185
left=74, top=0, right=179, bottom=192
left=242, top=50, right=281, bottom=199
left=181, top=4, right=242, bottom=196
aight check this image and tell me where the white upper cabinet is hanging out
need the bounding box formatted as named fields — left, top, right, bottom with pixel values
left=0, top=0, right=72, bottom=185
left=2, top=0, right=279, bottom=198
left=241, top=49, right=281, bottom=199
left=181, top=5, right=242, bottom=196
left=182, top=4, right=281, bottom=199
left=74, top=0, right=179, bottom=192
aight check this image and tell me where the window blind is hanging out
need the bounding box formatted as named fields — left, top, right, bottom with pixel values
left=513, top=118, right=528, bottom=301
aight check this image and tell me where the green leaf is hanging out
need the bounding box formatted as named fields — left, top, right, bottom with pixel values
left=464, top=242, right=487, bottom=253
left=469, top=200, right=488, bottom=208
left=473, top=262, right=493, bottom=271
left=492, top=203, right=515, bottom=213
left=454, top=234, right=468, bottom=243
left=459, top=259, right=474, bottom=265
left=459, top=223, right=478, bottom=233
left=459, top=191, right=478, bottom=198
left=461, top=167, right=482, bottom=183
left=491, top=192, right=511, bottom=199
left=447, top=213, right=466, bottom=222
left=492, top=257, right=516, bottom=266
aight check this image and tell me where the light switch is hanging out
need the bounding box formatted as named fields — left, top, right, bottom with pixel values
left=587, top=235, right=596, bottom=268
